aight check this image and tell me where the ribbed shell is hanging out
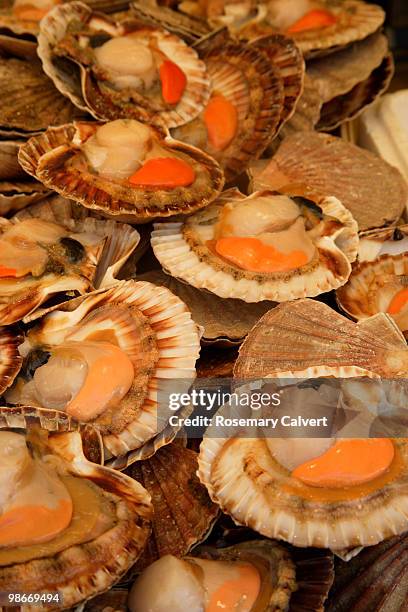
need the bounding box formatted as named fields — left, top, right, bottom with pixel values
left=14, top=280, right=200, bottom=460
left=0, top=54, right=84, bottom=134
left=317, top=53, right=394, bottom=131
left=0, top=140, right=26, bottom=180
left=249, top=131, right=408, bottom=231
left=125, top=443, right=219, bottom=571
left=139, top=269, right=275, bottom=345
left=38, top=2, right=211, bottom=129
left=358, top=225, right=408, bottom=262
left=259, top=0, right=386, bottom=59
left=234, top=298, right=408, bottom=380
left=18, top=122, right=225, bottom=223
left=253, top=33, right=305, bottom=129
left=0, top=328, right=23, bottom=396
left=173, top=38, right=284, bottom=181
left=326, top=532, right=408, bottom=611
left=0, top=180, right=51, bottom=217
left=151, top=189, right=358, bottom=303
left=0, top=426, right=152, bottom=611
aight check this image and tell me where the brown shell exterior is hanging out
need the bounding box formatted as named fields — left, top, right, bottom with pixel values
left=317, top=53, right=394, bottom=131
left=0, top=427, right=152, bottom=611
left=252, top=33, right=305, bottom=128
left=249, top=131, right=408, bottom=231
left=125, top=443, right=219, bottom=572
left=18, top=123, right=225, bottom=222
left=233, top=298, right=408, bottom=380
left=326, top=532, right=408, bottom=611
left=0, top=55, right=84, bottom=134
left=139, top=269, right=275, bottom=345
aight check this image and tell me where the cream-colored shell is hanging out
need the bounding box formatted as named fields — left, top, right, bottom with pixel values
left=151, top=189, right=358, bottom=303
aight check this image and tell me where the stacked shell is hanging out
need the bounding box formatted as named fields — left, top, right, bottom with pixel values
left=199, top=299, right=408, bottom=554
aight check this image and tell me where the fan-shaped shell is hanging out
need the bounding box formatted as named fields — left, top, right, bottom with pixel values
left=10, top=280, right=200, bottom=461
left=0, top=140, right=26, bottom=180
left=18, top=121, right=224, bottom=222
left=326, top=532, right=408, bottom=611
left=139, top=270, right=275, bottom=345
left=38, top=1, right=211, bottom=129
left=125, top=443, right=219, bottom=571
left=249, top=131, right=408, bottom=231
left=317, top=53, right=394, bottom=131
left=336, top=254, right=408, bottom=335
left=242, top=0, right=386, bottom=59
left=173, top=37, right=284, bottom=181
left=151, top=188, right=358, bottom=303
left=0, top=52, right=84, bottom=135
left=0, top=196, right=140, bottom=325
left=0, top=422, right=152, bottom=610
left=234, top=298, right=408, bottom=380
left=0, top=180, right=51, bottom=216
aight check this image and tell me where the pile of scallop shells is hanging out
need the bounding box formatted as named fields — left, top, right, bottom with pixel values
left=0, top=0, right=407, bottom=609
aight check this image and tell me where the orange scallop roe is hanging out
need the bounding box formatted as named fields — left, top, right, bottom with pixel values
left=292, top=439, right=395, bottom=488
left=206, top=564, right=260, bottom=612
left=0, top=499, right=72, bottom=547
left=159, top=60, right=187, bottom=105
left=215, top=236, right=309, bottom=273
left=0, top=266, right=17, bottom=277
left=128, top=157, right=195, bottom=188
left=287, top=9, right=337, bottom=32
left=387, top=288, right=408, bottom=315
left=204, top=94, right=238, bottom=151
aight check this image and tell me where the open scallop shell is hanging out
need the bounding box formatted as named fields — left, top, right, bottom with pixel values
left=0, top=52, right=85, bottom=135
left=326, top=532, right=408, bottom=611
left=151, top=188, right=358, bottom=303
left=18, top=121, right=224, bottom=222
left=317, top=53, right=394, bottom=131
left=0, top=0, right=131, bottom=37
left=198, top=304, right=408, bottom=551
left=139, top=269, right=275, bottom=345
left=14, top=195, right=141, bottom=287
left=249, top=131, right=408, bottom=231
left=0, top=421, right=152, bottom=610
left=0, top=195, right=140, bottom=325
left=336, top=254, right=408, bottom=335
left=38, top=1, right=211, bottom=129
left=242, top=0, right=386, bottom=59
left=125, top=443, right=219, bottom=571
left=173, top=37, right=284, bottom=181
left=0, top=180, right=51, bottom=216
left=233, top=298, right=408, bottom=380
left=9, top=280, right=200, bottom=460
